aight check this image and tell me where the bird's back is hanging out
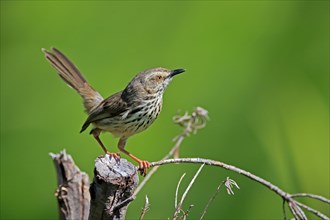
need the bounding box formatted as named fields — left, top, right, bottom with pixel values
left=82, top=89, right=163, bottom=138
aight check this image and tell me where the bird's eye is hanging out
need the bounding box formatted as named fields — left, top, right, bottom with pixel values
left=156, top=75, right=162, bottom=80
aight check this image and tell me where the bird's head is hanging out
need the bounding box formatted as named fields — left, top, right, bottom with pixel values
left=139, top=67, right=185, bottom=94
left=124, top=67, right=185, bottom=98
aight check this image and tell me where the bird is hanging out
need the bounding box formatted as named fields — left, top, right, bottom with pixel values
left=42, top=47, right=185, bottom=175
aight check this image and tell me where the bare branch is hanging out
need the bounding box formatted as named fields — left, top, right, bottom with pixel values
left=150, top=158, right=289, bottom=199
left=150, top=158, right=330, bottom=220
left=112, top=196, right=136, bottom=212
left=173, top=164, right=205, bottom=220
left=288, top=200, right=307, bottom=220
left=291, top=193, right=330, bottom=204
left=295, top=200, right=329, bottom=220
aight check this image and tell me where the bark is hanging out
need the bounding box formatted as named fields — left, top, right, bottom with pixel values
left=50, top=150, right=90, bottom=220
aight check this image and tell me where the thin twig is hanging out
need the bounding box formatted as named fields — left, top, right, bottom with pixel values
left=139, top=195, right=150, bottom=220
left=200, top=179, right=226, bottom=220
left=112, top=196, right=136, bottom=212
left=180, top=204, right=194, bottom=220
left=291, top=193, right=330, bottom=204
left=288, top=200, right=307, bottom=220
left=200, top=177, right=239, bottom=220
left=295, top=200, right=329, bottom=220
left=175, top=173, right=186, bottom=209
left=282, top=199, right=287, bottom=220
left=173, top=164, right=205, bottom=220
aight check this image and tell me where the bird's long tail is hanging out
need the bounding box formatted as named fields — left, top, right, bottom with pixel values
left=42, top=47, right=103, bottom=113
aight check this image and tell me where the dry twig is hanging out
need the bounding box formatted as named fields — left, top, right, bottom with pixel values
left=200, top=179, right=226, bottom=220
left=291, top=193, right=330, bottom=204
left=180, top=205, right=194, bottom=220
left=173, top=164, right=205, bottom=220
left=175, top=173, right=187, bottom=209
left=200, top=177, right=239, bottom=220
left=139, top=195, right=150, bottom=220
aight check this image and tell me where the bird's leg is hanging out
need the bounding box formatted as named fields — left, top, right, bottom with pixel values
left=117, top=137, right=150, bottom=176
left=91, top=129, right=119, bottom=159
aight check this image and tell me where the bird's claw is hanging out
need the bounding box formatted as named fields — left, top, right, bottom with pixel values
left=106, top=151, right=121, bottom=162
left=138, top=160, right=150, bottom=176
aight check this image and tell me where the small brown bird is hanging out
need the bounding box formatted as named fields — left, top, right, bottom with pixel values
left=42, top=47, right=185, bottom=175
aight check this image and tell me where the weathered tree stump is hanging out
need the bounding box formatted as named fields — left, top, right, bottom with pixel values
left=50, top=150, right=139, bottom=220
left=89, top=155, right=139, bottom=220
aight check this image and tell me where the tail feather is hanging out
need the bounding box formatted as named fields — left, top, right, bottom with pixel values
left=42, top=47, right=103, bottom=113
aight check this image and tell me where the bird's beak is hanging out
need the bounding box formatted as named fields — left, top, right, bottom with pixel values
left=169, top=68, right=186, bottom=78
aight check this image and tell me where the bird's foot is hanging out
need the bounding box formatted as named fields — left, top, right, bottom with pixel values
left=106, top=151, right=121, bottom=162
left=138, top=160, right=150, bottom=176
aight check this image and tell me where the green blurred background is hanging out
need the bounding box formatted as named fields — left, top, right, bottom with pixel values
left=1, top=1, right=329, bottom=219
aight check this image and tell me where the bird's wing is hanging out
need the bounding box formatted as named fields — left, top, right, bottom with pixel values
left=80, top=91, right=128, bottom=133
